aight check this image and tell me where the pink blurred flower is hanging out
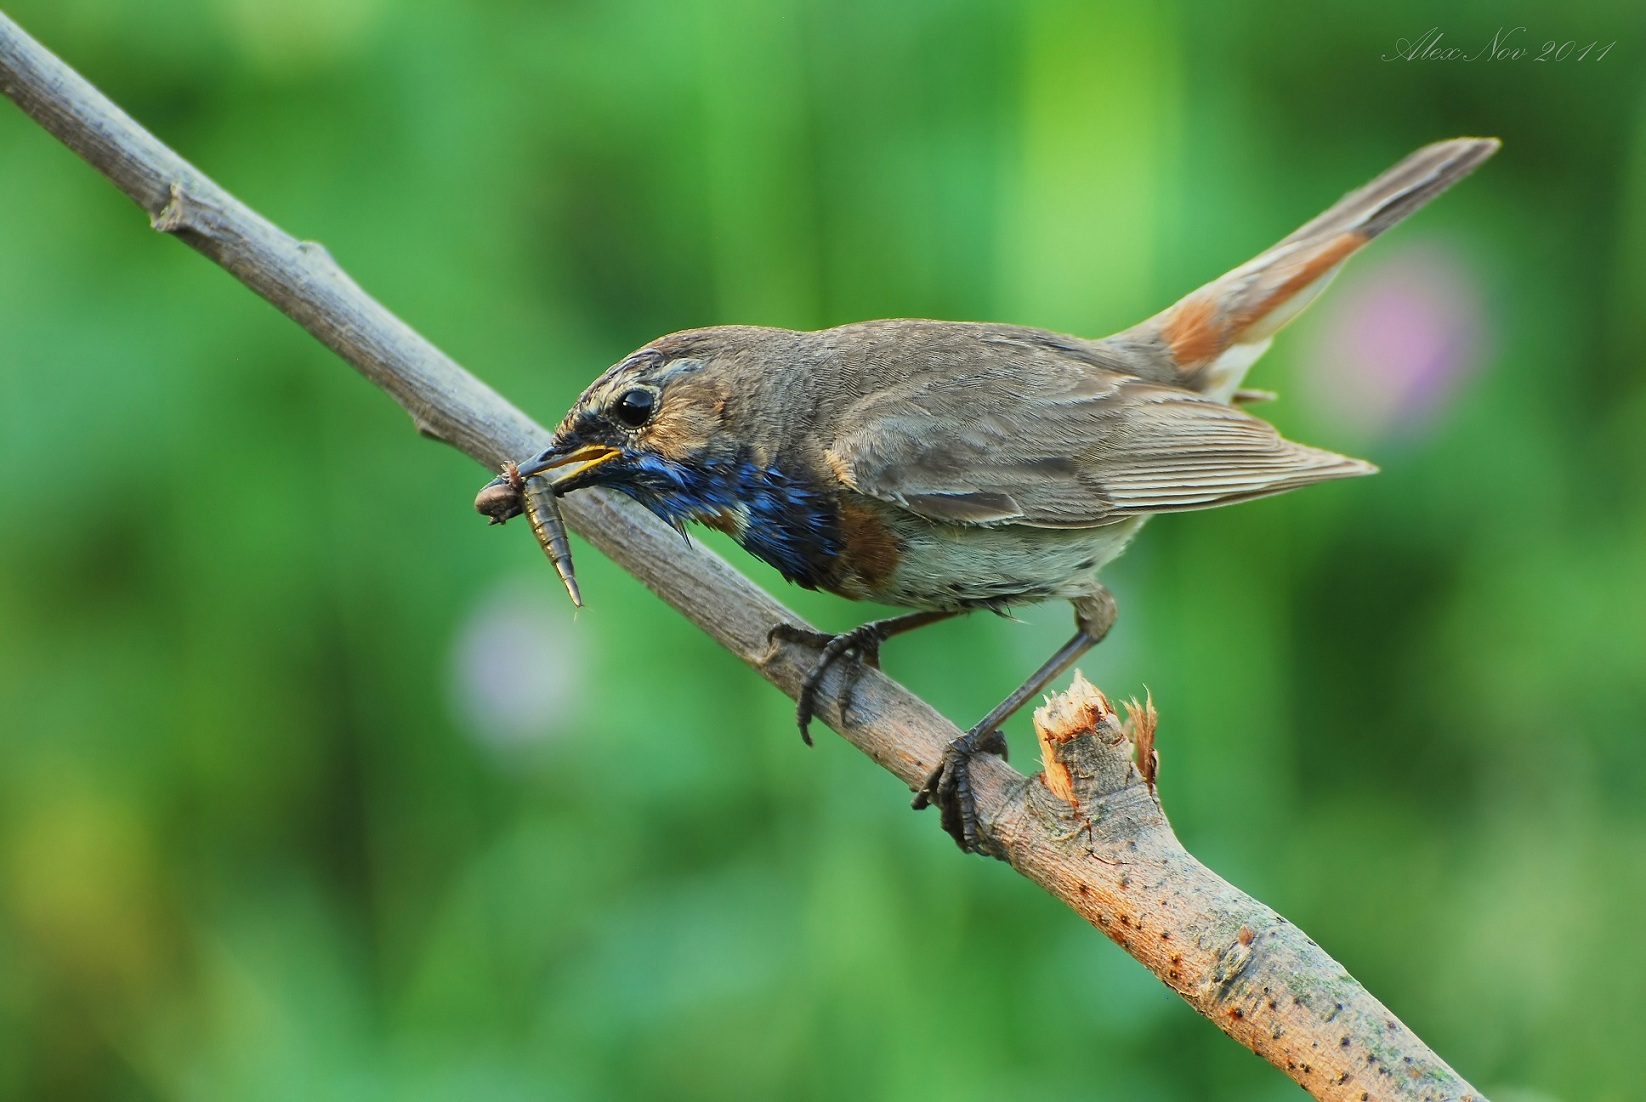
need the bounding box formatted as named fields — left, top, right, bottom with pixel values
left=1297, top=242, right=1488, bottom=441
left=449, top=576, right=586, bottom=753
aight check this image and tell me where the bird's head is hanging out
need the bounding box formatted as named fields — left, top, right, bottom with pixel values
left=515, top=331, right=757, bottom=527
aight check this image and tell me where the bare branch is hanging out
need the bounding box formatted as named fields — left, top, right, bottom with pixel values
left=0, top=13, right=1483, bottom=1100
left=1024, top=676, right=1482, bottom=1101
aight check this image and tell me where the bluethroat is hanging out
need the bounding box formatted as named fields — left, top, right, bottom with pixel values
left=486, top=137, right=1498, bottom=853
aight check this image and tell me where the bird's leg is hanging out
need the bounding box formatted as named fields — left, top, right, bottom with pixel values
left=770, top=610, right=961, bottom=745
left=913, top=588, right=1117, bottom=855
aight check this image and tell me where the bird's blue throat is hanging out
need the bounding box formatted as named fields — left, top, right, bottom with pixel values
left=605, top=451, right=843, bottom=589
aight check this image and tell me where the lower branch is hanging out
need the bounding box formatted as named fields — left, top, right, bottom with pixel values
left=1014, top=677, right=1478, bottom=1101
left=0, top=13, right=1481, bottom=1100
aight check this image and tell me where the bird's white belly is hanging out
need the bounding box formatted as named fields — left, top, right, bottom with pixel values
left=880, top=516, right=1146, bottom=611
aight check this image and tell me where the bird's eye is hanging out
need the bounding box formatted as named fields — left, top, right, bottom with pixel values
left=613, top=387, right=656, bottom=428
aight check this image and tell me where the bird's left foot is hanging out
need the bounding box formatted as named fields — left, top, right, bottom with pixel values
left=911, top=727, right=1009, bottom=854
left=769, top=621, right=895, bottom=745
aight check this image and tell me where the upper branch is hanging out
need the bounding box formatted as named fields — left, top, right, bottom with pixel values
left=0, top=13, right=1481, bottom=1100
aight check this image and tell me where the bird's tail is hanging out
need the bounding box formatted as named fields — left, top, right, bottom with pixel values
left=1118, top=137, right=1499, bottom=402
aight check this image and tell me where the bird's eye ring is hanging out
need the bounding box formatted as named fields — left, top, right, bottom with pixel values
left=613, top=387, right=657, bottom=428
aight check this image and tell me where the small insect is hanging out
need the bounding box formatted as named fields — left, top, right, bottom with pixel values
left=474, top=461, right=582, bottom=607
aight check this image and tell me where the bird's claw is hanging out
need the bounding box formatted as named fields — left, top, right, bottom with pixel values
left=768, top=622, right=888, bottom=746
left=768, top=622, right=834, bottom=653
left=911, top=727, right=1009, bottom=854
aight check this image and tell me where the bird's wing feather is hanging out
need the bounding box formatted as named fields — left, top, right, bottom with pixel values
left=824, top=334, right=1374, bottom=529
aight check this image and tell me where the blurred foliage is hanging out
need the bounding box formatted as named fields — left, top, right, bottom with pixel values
left=2, top=1, right=1645, bottom=1099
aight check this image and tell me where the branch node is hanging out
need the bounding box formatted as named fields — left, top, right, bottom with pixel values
left=151, top=181, right=202, bottom=235
left=1205, top=923, right=1260, bottom=1000
left=412, top=414, right=450, bottom=442
left=298, top=238, right=337, bottom=267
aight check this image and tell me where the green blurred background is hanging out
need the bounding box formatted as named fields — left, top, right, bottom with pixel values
left=2, top=1, right=1643, bottom=1099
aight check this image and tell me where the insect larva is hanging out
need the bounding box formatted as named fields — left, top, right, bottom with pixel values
left=474, top=461, right=582, bottom=608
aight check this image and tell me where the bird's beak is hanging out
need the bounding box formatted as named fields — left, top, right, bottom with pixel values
left=515, top=442, right=623, bottom=491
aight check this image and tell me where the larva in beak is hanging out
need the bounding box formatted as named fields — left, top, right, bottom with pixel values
left=474, top=461, right=582, bottom=608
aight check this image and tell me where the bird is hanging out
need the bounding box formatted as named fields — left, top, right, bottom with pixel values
left=504, top=137, right=1499, bottom=854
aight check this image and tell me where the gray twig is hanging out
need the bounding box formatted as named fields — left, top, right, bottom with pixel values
left=0, top=12, right=1483, bottom=1100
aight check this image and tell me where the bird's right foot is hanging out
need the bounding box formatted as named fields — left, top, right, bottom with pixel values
left=911, top=726, right=1009, bottom=854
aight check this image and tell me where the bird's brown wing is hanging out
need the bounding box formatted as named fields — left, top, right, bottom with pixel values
left=823, top=336, right=1374, bottom=529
